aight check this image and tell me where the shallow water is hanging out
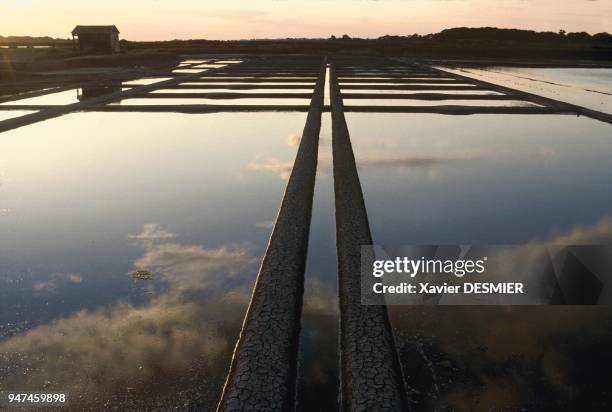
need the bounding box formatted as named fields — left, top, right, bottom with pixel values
left=0, top=111, right=307, bottom=410
left=346, top=113, right=611, bottom=244
left=181, top=82, right=315, bottom=86
left=205, top=77, right=317, bottom=80
left=0, top=110, right=36, bottom=121
left=439, top=67, right=612, bottom=113
left=150, top=88, right=314, bottom=94
left=0, top=90, right=80, bottom=105
left=296, top=115, right=339, bottom=411
left=339, top=77, right=456, bottom=81
left=340, top=82, right=476, bottom=87
left=120, top=97, right=312, bottom=105
left=192, top=64, right=228, bottom=68
left=123, top=77, right=174, bottom=85
left=341, top=89, right=502, bottom=95
left=0, top=45, right=51, bottom=49
left=1, top=72, right=610, bottom=410
left=1, top=88, right=138, bottom=106
left=491, top=67, right=610, bottom=93
left=172, top=68, right=209, bottom=74
left=342, top=99, right=539, bottom=107
left=344, top=113, right=612, bottom=410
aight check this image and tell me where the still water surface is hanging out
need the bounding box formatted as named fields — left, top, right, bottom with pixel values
left=346, top=113, right=612, bottom=410
left=150, top=88, right=314, bottom=94
left=1, top=82, right=611, bottom=410
left=348, top=113, right=611, bottom=244
left=341, top=89, right=502, bottom=95
left=0, top=110, right=36, bottom=121
left=296, top=115, right=339, bottom=411
left=123, top=77, right=173, bottom=86
left=343, top=99, right=539, bottom=107
left=0, top=90, right=79, bottom=106
left=440, top=67, right=612, bottom=114
left=120, top=98, right=312, bottom=106
left=0, top=112, right=307, bottom=409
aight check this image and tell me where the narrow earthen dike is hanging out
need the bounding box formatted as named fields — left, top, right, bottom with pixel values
left=216, top=60, right=326, bottom=412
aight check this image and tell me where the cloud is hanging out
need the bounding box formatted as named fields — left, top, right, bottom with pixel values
left=303, top=277, right=339, bottom=315
left=0, top=294, right=243, bottom=407
left=134, top=242, right=256, bottom=292
left=357, top=148, right=506, bottom=171
left=549, top=216, right=612, bottom=245
left=128, top=223, right=175, bottom=248
left=33, top=273, right=82, bottom=293
left=441, top=216, right=612, bottom=304
left=0, top=223, right=260, bottom=409
left=287, top=133, right=301, bottom=147
left=129, top=223, right=258, bottom=293
left=248, top=158, right=293, bottom=179
left=254, top=220, right=275, bottom=229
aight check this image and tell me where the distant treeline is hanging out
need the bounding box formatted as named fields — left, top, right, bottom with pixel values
left=122, top=27, right=612, bottom=60
left=0, top=35, right=71, bottom=45
left=384, top=27, right=611, bottom=43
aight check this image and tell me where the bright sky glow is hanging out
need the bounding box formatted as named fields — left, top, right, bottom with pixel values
left=0, top=0, right=610, bottom=41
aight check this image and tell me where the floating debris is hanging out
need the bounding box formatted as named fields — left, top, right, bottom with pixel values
left=129, top=270, right=154, bottom=280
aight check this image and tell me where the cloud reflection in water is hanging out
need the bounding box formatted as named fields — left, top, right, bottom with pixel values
left=0, top=224, right=259, bottom=410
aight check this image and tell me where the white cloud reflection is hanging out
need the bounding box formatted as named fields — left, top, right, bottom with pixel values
left=0, top=224, right=259, bottom=409
left=254, top=220, right=275, bottom=229
left=287, top=133, right=301, bottom=147
left=248, top=158, right=293, bottom=180
left=128, top=223, right=176, bottom=248
left=33, top=273, right=82, bottom=293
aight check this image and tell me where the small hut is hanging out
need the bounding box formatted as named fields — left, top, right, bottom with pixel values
left=71, top=26, right=120, bottom=52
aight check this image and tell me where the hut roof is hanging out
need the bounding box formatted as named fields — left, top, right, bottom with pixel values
left=72, top=26, right=120, bottom=35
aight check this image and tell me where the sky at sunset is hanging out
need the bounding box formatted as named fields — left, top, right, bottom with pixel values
left=1, top=0, right=610, bottom=41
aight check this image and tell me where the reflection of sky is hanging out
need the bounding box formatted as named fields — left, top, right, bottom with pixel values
left=123, top=77, right=173, bottom=85
left=340, top=83, right=476, bottom=87
left=0, top=111, right=308, bottom=408
left=120, top=98, right=312, bottom=105
left=0, top=90, right=79, bottom=105
left=342, top=99, right=539, bottom=107
left=0, top=111, right=304, bottom=318
left=346, top=113, right=612, bottom=245
left=171, top=68, right=209, bottom=74
left=0, top=223, right=259, bottom=409
left=341, top=89, right=502, bottom=95
left=192, top=64, right=228, bottom=69
left=0, top=110, right=36, bottom=121
left=495, top=68, right=612, bottom=94
left=179, top=60, right=210, bottom=64
left=296, top=114, right=340, bottom=410
left=181, top=82, right=315, bottom=86
left=205, top=77, right=316, bottom=80
left=440, top=67, right=612, bottom=114
left=343, top=111, right=612, bottom=409
left=339, top=77, right=456, bottom=81
left=151, top=88, right=314, bottom=94
left=390, top=305, right=612, bottom=410
left=1, top=102, right=610, bottom=409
